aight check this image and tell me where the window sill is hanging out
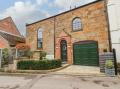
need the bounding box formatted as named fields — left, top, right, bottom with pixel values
left=72, top=29, right=83, bottom=32
left=35, top=48, right=43, bottom=52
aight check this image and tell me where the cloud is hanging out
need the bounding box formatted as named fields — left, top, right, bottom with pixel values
left=0, top=1, right=50, bottom=36
left=36, top=0, right=48, bottom=5
left=0, top=0, right=96, bottom=35
left=0, top=1, right=37, bottom=19
left=54, top=0, right=96, bottom=12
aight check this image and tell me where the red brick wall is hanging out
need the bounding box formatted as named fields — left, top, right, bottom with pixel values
left=0, top=35, right=9, bottom=48
left=0, top=17, right=21, bottom=36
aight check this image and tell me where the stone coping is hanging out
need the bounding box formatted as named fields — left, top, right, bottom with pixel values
left=0, top=64, right=70, bottom=74
left=0, top=72, right=118, bottom=78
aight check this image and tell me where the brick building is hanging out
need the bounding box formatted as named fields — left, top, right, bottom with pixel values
left=0, top=17, right=25, bottom=68
left=26, top=0, right=111, bottom=66
left=0, top=17, right=25, bottom=49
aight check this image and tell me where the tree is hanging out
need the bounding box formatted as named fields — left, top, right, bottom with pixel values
left=2, top=48, right=9, bottom=66
left=16, top=43, right=30, bottom=51
left=16, top=43, right=33, bottom=58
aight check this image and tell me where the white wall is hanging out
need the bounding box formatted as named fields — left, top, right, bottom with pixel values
left=107, top=0, right=120, bottom=62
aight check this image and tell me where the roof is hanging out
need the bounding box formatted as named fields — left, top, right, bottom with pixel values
left=26, top=0, right=103, bottom=26
left=0, top=17, right=21, bottom=36
left=0, top=31, right=25, bottom=47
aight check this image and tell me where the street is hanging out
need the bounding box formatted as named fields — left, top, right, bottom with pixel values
left=0, top=74, right=120, bottom=89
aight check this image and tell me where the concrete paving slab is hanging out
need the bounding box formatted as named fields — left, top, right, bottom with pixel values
left=54, top=65, right=101, bottom=75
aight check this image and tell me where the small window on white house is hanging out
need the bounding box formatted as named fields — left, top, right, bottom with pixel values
left=37, top=29, right=43, bottom=48
left=72, top=18, right=82, bottom=31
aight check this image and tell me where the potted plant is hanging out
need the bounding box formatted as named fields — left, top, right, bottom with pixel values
left=105, top=60, right=115, bottom=76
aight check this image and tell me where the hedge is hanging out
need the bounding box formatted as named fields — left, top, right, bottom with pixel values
left=17, top=59, right=62, bottom=70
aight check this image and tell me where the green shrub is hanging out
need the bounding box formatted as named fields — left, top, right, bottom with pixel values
left=17, top=59, right=61, bottom=70
left=39, top=51, right=47, bottom=60
left=18, top=50, right=33, bottom=58
left=2, top=48, right=9, bottom=66
left=26, top=50, right=34, bottom=58
left=105, top=60, right=114, bottom=69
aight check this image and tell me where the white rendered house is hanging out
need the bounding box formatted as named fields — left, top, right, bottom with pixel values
left=107, top=0, right=120, bottom=62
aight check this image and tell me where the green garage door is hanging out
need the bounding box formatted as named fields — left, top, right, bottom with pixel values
left=73, top=41, right=99, bottom=66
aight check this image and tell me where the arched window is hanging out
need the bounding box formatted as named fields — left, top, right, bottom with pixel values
left=37, top=28, right=43, bottom=48
left=72, top=18, right=82, bottom=31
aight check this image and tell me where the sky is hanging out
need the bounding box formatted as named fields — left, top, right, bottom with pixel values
left=0, top=0, right=96, bottom=36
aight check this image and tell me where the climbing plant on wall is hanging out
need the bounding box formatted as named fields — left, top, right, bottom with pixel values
left=2, top=48, right=9, bottom=66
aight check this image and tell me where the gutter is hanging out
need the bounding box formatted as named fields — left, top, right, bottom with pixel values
left=54, top=17, right=56, bottom=58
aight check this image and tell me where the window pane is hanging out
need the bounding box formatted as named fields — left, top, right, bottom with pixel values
left=37, top=29, right=43, bottom=48
left=38, top=31, right=42, bottom=38
left=73, top=18, right=82, bottom=31
left=38, top=41, right=42, bottom=48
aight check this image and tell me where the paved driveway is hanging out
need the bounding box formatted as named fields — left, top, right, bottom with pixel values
left=55, top=65, right=100, bottom=75
left=0, top=74, right=120, bottom=89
